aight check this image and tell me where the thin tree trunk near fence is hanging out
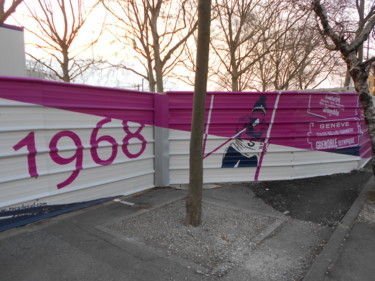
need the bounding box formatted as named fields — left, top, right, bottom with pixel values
left=185, top=0, right=212, bottom=227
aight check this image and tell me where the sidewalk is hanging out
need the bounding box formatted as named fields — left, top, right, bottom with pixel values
left=303, top=176, right=375, bottom=281
left=0, top=169, right=374, bottom=281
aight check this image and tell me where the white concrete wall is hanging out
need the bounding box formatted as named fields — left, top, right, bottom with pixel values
left=0, top=25, right=26, bottom=77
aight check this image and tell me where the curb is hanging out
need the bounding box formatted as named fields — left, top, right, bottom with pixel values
left=302, top=176, right=375, bottom=281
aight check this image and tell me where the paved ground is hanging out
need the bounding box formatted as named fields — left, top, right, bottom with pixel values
left=324, top=222, right=375, bottom=281
left=0, top=167, right=374, bottom=281
left=321, top=184, right=375, bottom=281
left=303, top=167, right=375, bottom=281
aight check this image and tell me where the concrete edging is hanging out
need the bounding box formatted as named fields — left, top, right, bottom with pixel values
left=302, top=176, right=375, bottom=281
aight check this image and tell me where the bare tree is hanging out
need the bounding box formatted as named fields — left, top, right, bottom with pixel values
left=312, top=0, right=375, bottom=174
left=211, top=0, right=275, bottom=91
left=102, top=0, right=198, bottom=93
left=251, top=9, right=343, bottom=91
left=24, top=0, right=102, bottom=82
left=210, top=0, right=320, bottom=92
left=209, top=0, right=345, bottom=92
left=186, top=0, right=212, bottom=227
left=175, top=38, right=198, bottom=88
left=0, top=0, right=23, bottom=25
left=291, top=41, right=344, bottom=90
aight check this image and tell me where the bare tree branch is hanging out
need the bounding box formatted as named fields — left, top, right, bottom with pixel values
left=313, top=0, right=375, bottom=175
left=0, top=0, right=23, bottom=25
left=24, top=0, right=102, bottom=82
left=102, top=0, right=197, bottom=93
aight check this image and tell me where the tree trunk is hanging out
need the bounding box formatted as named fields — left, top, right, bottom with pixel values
left=357, top=0, right=365, bottom=63
left=312, top=0, right=375, bottom=174
left=230, top=44, right=239, bottom=92
left=62, top=49, right=70, bottom=82
left=232, top=75, right=239, bottom=92
left=185, top=0, right=211, bottom=227
left=344, top=70, right=351, bottom=87
left=344, top=0, right=365, bottom=88
left=347, top=55, right=375, bottom=174
left=147, top=58, right=156, bottom=92
left=150, top=5, right=164, bottom=93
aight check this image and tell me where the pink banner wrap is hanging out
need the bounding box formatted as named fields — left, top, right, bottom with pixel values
left=0, top=77, right=369, bottom=157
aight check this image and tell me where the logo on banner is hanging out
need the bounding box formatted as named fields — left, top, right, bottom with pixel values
left=307, top=94, right=345, bottom=119
left=307, top=120, right=361, bottom=151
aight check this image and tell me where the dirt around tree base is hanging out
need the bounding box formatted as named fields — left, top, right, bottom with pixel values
left=106, top=199, right=282, bottom=277
left=248, top=169, right=372, bottom=227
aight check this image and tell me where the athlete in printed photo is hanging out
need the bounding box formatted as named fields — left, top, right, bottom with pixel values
left=221, top=95, right=268, bottom=168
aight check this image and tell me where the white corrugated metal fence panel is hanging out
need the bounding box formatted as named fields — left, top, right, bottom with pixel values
left=0, top=99, right=155, bottom=209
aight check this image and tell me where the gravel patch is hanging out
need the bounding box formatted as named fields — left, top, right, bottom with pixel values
left=106, top=199, right=282, bottom=277
left=227, top=219, right=331, bottom=281
left=357, top=197, right=375, bottom=226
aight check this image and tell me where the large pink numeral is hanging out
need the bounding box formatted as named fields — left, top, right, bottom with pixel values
left=49, top=131, right=83, bottom=189
left=122, top=121, right=147, bottom=159
left=14, top=120, right=146, bottom=189
left=13, top=132, right=38, bottom=177
left=90, top=118, right=118, bottom=166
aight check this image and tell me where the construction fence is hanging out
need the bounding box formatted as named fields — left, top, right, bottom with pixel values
left=0, top=77, right=371, bottom=216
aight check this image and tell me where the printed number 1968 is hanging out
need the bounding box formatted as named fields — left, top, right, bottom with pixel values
left=13, top=118, right=146, bottom=189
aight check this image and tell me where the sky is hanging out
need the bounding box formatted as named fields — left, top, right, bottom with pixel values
left=6, top=0, right=157, bottom=89
left=4, top=0, right=374, bottom=91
